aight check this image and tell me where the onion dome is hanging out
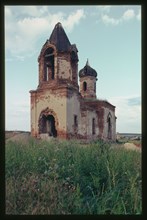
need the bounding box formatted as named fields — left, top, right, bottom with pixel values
left=79, top=59, right=97, bottom=78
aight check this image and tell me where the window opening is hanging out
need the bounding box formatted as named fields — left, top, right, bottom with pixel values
left=83, top=81, right=87, bottom=91
left=94, top=82, right=96, bottom=93
left=46, top=67, right=49, bottom=81
left=44, top=47, right=54, bottom=81
left=92, top=118, right=95, bottom=135
left=74, top=115, right=78, bottom=127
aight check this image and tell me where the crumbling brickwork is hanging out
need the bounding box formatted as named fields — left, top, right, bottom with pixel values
left=30, top=22, right=116, bottom=141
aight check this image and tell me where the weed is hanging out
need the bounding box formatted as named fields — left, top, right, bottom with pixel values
left=5, top=139, right=142, bottom=214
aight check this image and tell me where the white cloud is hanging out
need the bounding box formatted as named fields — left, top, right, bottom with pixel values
left=63, top=9, right=85, bottom=32
left=109, top=95, right=141, bottom=133
left=122, top=9, right=135, bottom=20
left=6, top=6, right=49, bottom=17
left=5, top=6, right=85, bottom=58
left=17, top=17, right=49, bottom=37
left=96, top=6, right=141, bottom=26
left=101, top=14, right=120, bottom=26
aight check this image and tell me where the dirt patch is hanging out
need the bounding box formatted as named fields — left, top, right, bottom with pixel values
left=124, top=142, right=141, bottom=152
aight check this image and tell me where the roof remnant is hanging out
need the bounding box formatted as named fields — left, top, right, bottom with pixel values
left=49, top=22, right=71, bottom=52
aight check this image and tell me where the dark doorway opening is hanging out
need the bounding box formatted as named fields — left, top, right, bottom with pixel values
left=39, top=114, right=57, bottom=137
left=46, top=115, right=57, bottom=137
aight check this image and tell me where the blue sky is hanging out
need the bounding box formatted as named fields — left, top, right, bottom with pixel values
left=5, top=5, right=141, bottom=133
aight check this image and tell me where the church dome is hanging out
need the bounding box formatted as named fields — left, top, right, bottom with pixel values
left=79, top=60, right=97, bottom=78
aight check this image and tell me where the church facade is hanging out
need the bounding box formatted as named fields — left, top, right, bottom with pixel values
left=30, top=22, right=117, bottom=141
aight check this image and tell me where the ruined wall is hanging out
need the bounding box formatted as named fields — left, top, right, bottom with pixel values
left=79, top=100, right=116, bottom=141
left=80, top=110, right=87, bottom=137
left=80, top=110, right=98, bottom=139
left=80, top=76, right=96, bottom=98
left=30, top=88, right=67, bottom=138
left=71, top=62, right=78, bottom=85
left=30, top=88, right=116, bottom=141
left=58, top=53, right=72, bottom=80
left=66, top=90, right=81, bottom=136
left=66, top=93, right=99, bottom=140
left=79, top=99, right=99, bottom=139
left=88, top=110, right=99, bottom=138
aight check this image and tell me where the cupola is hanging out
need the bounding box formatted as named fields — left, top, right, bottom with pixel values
left=79, top=59, right=97, bottom=78
left=79, top=60, right=98, bottom=99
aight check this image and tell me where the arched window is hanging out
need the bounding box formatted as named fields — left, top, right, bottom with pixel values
left=94, top=82, right=96, bottom=93
left=107, top=113, right=112, bottom=139
left=44, top=47, right=54, bottom=81
left=74, top=114, right=78, bottom=134
left=83, top=81, right=87, bottom=91
left=92, top=118, right=95, bottom=135
left=74, top=115, right=78, bottom=127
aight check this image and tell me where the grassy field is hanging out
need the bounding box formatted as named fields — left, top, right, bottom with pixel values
left=5, top=137, right=142, bottom=215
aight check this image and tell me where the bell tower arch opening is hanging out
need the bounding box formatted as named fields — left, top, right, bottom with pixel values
left=44, top=47, right=55, bottom=81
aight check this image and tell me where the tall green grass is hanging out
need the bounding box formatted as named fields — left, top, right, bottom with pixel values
left=5, top=138, right=142, bottom=214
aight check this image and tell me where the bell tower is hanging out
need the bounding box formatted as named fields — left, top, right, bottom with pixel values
left=79, top=60, right=98, bottom=99
left=30, top=22, right=80, bottom=138
left=37, top=22, right=79, bottom=89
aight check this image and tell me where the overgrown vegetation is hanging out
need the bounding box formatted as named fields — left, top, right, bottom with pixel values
left=5, top=138, right=142, bottom=215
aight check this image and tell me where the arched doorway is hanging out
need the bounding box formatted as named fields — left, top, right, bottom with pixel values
left=39, top=112, right=57, bottom=137
left=46, top=115, right=57, bottom=137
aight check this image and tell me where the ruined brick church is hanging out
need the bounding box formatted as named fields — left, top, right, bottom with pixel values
left=30, top=22, right=116, bottom=141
